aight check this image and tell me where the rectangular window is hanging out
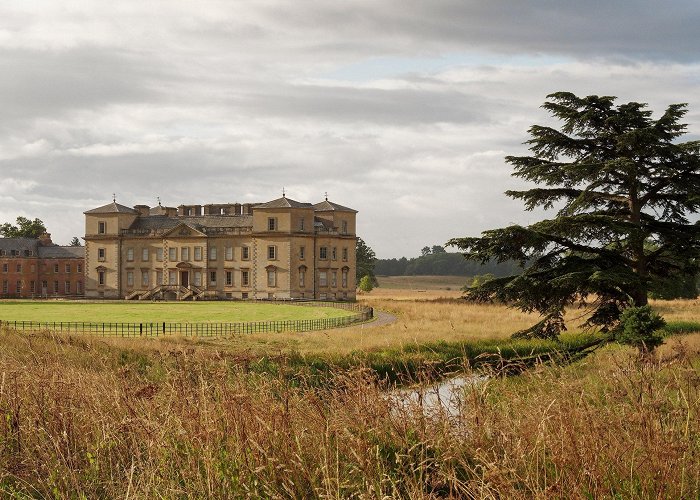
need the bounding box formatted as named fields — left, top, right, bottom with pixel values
left=299, top=269, right=305, bottom=287
left=194, top=271, right=201, bottom=286
left=268, top=217, right=277, bottom=231
left=168, top=247, right=177, bottom=261
left=126, top=271, right=134, bottom=287
left=98, top=221, right=106, bottom=234
left=54, top=264, right=59, bottom=273
left=16, top=263, right=22, bottom=272
left=209, top=271, right=217, bottom=285
left=156, top=248, right=163, bottom=262
left=342, top=270, right=348, bottom=288
left=332, top=247, right=337, bottom=260
left=126, top=248, right=134, bottom=261
left=267, top=245, right=276, bottom=260
left=30, top=280, right=35, bottom=293
left=53, top=281, right=59, bottom=294
left=299, top=246, right=305, bottom=260
left=225, top=270, right=233, bottom=286
left=65, top=263, right=71, bottom=273
left=242, top=270, right=250, bottom=287
left=156, top=270, right=163, bottom=286
left=242, top=292, right=249, bottom=299
left=225, top=246, right=233, bottom=261
left=76, top=281, right=82, bottom=294
left=1, top=263, right=7, bottom=272
left=319, top=271, right=327, bottom=287
left=168, top=270, right=176, bottom=285
left=65, top=281, right=70, bottom=294
left=342, top=248, right=348, bottom=261
left=31, top=264, right=36, bottom=272
left=98, top=272, right=105, bottom=286
left=209, top=247, right=217, bottom=260
left=242, top=246, right=249, bottom=260
left=181, top=247, right=190, bottom=261
left=194, top=246, right=202, bottom=261
left=98, top=248, right=106, bottom=261
left=16, top=280, right=22, bottom=293
left=2, top=280, right=7, bottom=294
left=267, top=269, right=276, bottom=287
left=341, top=220, right=348, bottom=234
left=300, top=218, right=305, bottom=231
left=42, top=280, right=48, bottom=291
left=331, top=271, right=337, bottom=287
left=141, top=270, right=149, bottom=287
left=142, top=248, right=149, bottom=261
left=319, top=247, right=328, bottom=260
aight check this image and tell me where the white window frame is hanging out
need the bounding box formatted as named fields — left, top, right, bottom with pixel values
left=268, top=245, right=276, bottom=260
left=225, top=246, right=233, bottom=261
left=142, top=248, right=149, bottom=261
left=209, top=247, right=217, bottom=261
left=181, top=247, right=190, bottom=261
left=319, top=271, right=327, bottom=287
left=319, top=247, right=328, bottom=260
left=268, top=217, right=277, bottom=231
left=168, top=247, right=177, bottom=261
left=194, top=246, right=202, bottom=261
left=126, top=248, right=134, bottom=262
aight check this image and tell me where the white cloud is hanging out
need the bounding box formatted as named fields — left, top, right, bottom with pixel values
left=0, top=2, right=699, bottom=255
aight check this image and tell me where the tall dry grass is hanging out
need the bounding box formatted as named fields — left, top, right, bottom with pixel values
left=2, top=327, right=699, bottom=498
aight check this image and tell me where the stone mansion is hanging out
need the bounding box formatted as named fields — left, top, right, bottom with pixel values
left=83, top=195, right=357, bottom=300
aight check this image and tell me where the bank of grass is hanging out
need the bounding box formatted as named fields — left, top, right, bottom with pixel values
left=1, top=326, right=699, bottom=497
left=0, top=300, right=353, bottom=323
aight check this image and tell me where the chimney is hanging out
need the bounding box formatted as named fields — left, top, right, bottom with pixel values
left=133, top=204, right=150, bottom=217
left=38, top=232, right=53, bottom=246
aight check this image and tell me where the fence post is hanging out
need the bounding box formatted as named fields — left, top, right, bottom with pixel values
left=140, top=323, right=143, bottom=336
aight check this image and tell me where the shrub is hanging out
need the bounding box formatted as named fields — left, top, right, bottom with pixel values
left=358, top=275, right=374, bottom=292
left=614, top=305, right=666, bottom=354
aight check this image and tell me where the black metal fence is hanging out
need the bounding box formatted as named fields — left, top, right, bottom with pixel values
left=0, top=301, right=373, bottom=338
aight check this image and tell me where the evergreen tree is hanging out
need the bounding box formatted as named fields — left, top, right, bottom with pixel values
left=449, top=92, right=700, bottom=339
left=356, top=237, right=377, bottom=283
left=69, top=236, right=82, bottom=246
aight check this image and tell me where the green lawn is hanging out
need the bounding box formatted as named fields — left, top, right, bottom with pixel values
left=0, top=300, right=354, bottom=323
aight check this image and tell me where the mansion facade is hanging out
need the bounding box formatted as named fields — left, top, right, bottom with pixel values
left=83, top=196, right=357, bottom=300
left=0, top=233, right=85, bottom=298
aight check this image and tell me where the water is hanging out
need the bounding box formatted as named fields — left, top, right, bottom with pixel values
left=390, top=374, right=488, bottom=416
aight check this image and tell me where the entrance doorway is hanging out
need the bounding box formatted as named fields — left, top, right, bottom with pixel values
left=180, top=271, right=189, bottom=287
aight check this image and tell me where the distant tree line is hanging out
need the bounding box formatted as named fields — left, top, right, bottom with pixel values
left=375, top=245, right=523, bottom=277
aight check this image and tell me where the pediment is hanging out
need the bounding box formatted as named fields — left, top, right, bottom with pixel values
left=162, top=222, right=206, bottom=238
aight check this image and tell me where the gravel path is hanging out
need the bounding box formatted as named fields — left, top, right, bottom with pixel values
left=362, top=309, right=397, bottom=328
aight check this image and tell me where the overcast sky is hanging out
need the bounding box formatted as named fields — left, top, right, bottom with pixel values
left=1, top=1, right=699, bottom=257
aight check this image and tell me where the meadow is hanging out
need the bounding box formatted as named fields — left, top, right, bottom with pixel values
left=1, top=284, right=699, bottom=497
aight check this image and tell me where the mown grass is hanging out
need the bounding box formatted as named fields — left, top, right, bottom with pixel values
left=1, top=326, right=699, bottom=498
left=0, top=300, right=352, bottom=323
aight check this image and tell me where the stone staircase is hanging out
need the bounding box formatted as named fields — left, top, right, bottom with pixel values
left=126, top=284, right=206, bottom=301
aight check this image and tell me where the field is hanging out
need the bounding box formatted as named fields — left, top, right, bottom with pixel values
left=376, top=274, right=467, bottom=290
left=0, top=300, right=353, bottom=323
left=1, top=286, right=700, bottom=497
